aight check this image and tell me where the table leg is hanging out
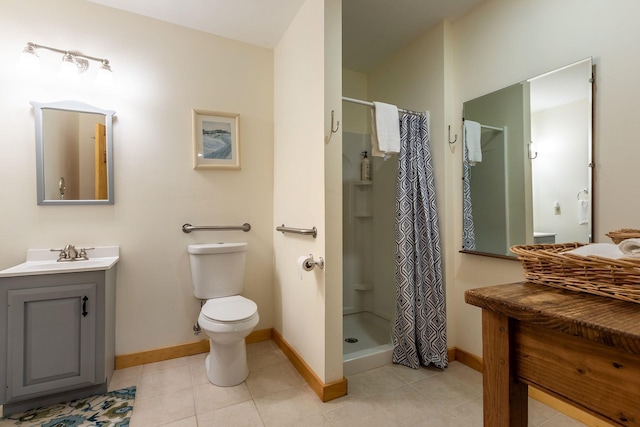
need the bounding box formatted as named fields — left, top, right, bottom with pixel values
left=482, top=309, right=528, bottom=427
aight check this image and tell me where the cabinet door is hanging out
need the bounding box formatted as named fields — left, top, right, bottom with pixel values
left=7, top=283, right=96, bottom=401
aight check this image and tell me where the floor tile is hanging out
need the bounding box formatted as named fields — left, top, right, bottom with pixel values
left=247, top=341, right=288, bottom=371
left=130, top=388, right=195, bottom=427
left=188, top=353, right=210, bottom=386
left=347, top=364, right=407, bottom=396
left=323, top=393, right=400, bottom=427
left=410, top=369, right=480, bottom=410
left=196, top=400, right=265, bottom=426
left=369, top=384, right=445, bottom=426
left=245, top=360, right=305, bottom=399
left=193, top=381, right=252, bottom=414
left=141, top=356, right=189, bottom=375
left=253, top=385, right=323, bottom=427
left=136, top=364, right=192, bottom=399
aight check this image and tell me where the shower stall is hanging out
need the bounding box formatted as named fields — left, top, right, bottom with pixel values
left=342, top=130, right=397, bottom=376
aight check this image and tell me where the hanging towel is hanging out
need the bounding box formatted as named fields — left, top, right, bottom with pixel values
left=578, top=200, right=589, bottom=224
left=371, top=101, right=400, bottom=159
left=464, top=120, right=482, bottom=165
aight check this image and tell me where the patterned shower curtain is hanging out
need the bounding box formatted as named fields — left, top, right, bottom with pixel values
left=392, top=112, right=448, bottom=370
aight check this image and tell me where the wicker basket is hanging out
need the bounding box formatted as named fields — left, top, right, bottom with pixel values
left=606, top=228, right=640, bottom=244
left=510, top=242, right=640, bottom=304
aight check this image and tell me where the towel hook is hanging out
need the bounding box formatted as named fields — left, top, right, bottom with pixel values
left=448, top=125, right=457, bottom=145
left=326, top=110, right=340, bottom=143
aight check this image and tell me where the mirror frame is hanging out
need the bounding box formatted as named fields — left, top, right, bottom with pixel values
left=31, top=100, right=116, bottom=205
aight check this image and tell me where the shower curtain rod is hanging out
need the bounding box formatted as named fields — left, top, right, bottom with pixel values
left=342, top=96, right=424, bottom=116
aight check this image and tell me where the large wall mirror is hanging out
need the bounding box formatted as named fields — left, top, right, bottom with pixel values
left=462, top=58, right=593, bottom=258
left=31, top=100, right=116, bottom=205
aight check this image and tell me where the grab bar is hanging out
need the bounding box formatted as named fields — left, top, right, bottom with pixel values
left=276, top=224, right=318, bottom=238
left=182, top=223, right=251, bottom=233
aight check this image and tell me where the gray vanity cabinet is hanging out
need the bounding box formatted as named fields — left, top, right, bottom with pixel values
left=0, top=269, right=116, bottom=415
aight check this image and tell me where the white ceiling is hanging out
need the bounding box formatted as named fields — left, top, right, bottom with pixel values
left=88, top=0, right=485, bottom=73
left=87, top=0, right=308, bottom=48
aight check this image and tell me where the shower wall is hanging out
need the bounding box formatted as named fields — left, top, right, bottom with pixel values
left=342, top=131, right=397, bottom=323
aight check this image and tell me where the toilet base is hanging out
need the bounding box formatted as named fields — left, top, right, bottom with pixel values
left=204, top=338, right=249, bottom=387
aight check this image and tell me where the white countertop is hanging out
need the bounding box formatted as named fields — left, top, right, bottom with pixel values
left=0, top=246, right=119, bottom=277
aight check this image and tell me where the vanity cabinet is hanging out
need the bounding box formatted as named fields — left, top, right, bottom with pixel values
left=0, top=268, right=116, bottom=415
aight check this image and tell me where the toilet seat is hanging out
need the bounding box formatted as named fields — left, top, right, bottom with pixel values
left=201, top=295, right=257, bottom=323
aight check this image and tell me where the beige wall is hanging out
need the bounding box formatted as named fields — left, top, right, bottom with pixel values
left=451, top=0, right=640, bottom=356
left=323, top=0, right=343, bottom=383
left=274, top=0, right=343, bottom=383
left=0, top=0, right=275, bottom=356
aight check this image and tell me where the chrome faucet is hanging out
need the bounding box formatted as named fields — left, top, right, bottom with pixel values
left=51, top=245, right=94, bottom=262
left=64, top=244, right=78, bottom=259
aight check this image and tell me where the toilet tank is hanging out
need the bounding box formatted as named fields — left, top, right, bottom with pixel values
left=187, top=243, right=248, bottom=299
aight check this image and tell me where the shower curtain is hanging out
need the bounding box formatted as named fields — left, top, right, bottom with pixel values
left=462, top=141, right=476, bottom=250
left=392, top=112, right=448, bottom=370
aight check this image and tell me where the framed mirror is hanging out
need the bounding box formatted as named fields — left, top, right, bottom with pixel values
left=31, top=100, right=116, bottom=205
left=462, top=58, right=593, bottom=258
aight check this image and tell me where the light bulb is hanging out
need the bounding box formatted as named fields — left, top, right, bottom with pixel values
left=17, top=44, right=40, bottom=76
left=59, top=53, right=79, bottom=81
left=95, top=61, right=113, bottom=86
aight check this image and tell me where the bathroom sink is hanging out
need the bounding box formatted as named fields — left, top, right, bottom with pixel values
left=0, top=246, right=119, bottom=277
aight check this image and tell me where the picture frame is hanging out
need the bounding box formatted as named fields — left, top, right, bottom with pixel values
left=192, top=109, right=240, bottom=169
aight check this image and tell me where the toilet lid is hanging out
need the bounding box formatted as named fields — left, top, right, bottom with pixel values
left=202, top=295, right=257, bottom=322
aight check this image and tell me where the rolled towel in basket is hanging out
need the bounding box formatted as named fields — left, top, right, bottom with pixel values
left=619, top=238, right=640, bottom=257
left=563, top=243, right=625, bottom=259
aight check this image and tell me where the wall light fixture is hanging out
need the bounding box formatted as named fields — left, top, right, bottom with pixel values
left=19, top=42, right=113, bottom=84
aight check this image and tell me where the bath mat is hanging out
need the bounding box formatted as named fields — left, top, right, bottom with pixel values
left=1, top=386, right=136, bottom=427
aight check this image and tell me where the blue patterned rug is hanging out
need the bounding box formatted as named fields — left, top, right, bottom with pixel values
left=1, top=386, right=135, bottom=427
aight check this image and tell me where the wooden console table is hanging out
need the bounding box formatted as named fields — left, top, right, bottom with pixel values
left=465, top=282, right=640, bottom=427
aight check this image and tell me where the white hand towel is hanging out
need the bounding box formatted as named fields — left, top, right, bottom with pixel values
left=371, top=102, right=400, bottom=159
left=578, top=200, right=589, bottom=225
left=564, top=243, right=625, bottom=259
left=464, top=120, right=482, bottom=165
left=619, top=238, right=640, bottom=257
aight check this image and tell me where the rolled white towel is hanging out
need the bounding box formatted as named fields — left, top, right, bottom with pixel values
left=619, top=238, right=640, bottom=257
left=563, top=243, right=625, bottom=259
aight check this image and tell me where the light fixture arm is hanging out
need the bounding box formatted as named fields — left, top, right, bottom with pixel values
left=26, top=42, right=111, bottom=70
left=25, top=42, right=111, bottom=72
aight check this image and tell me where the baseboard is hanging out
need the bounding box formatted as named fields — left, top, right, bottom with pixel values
left=451, top=347, right=614, bottom=427
left=451, top=347, right=483, bottom=373
left=114, top=328, right=271, bottom=369
left=271, top=329, right=348, bottom=402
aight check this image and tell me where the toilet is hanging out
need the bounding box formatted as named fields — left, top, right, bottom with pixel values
left=187, top=242, right=259, bottom=387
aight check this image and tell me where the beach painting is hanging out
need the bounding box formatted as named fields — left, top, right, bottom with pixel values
left=192, top=110, right=240, bottom=169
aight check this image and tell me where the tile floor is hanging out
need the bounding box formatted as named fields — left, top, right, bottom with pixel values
left=109, top=340, right=586, bottom=427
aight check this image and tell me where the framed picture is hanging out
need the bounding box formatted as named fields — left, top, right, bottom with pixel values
left=192, top=109, right=240, bottom=169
